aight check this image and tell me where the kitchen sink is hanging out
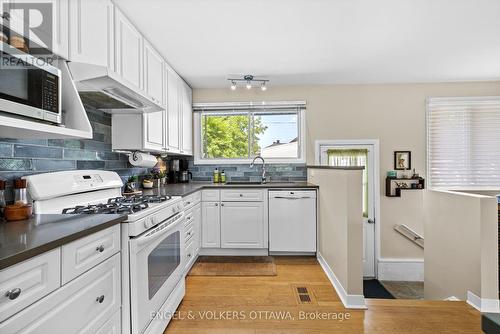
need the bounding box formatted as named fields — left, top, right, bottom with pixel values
left=225, top=181, right=263, bottom=185
left=225, top=181, right=297, bottom=185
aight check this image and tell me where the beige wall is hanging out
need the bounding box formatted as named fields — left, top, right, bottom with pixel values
left=194, top=81, right=500, bottom=260
left=308, top=168, right=363, bottom=297
left=424, top=190, right=498, bottom=301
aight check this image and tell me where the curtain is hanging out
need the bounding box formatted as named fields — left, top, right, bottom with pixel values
left=327, top=149, right=369, bottom=217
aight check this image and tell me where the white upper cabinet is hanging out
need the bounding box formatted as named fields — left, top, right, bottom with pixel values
left=115, top=7, right=143, bottom=90
left=165, top=66, right=181, bottom=153
left=181, top=81, right=193, bottom=155
left=10, top=0, right=69, bottom=58
left=143, top=39, right=164, bottom=106
left=68, top=0, right=114, bottom=69
left=144, top=111, right=164, bottom=151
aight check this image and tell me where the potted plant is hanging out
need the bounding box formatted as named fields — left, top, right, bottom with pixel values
left=126, top=175, right=138, bottom=191
left=150, top=167, right=166, bottom=187
left=142, top=175, right=154, bottom=189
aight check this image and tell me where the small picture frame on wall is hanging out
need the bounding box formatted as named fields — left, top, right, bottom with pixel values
left=394, top=151, right=411, bottom=170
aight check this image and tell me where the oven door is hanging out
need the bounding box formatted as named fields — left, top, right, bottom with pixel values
left=0, top=43, right=61, bottom=123
left=129, top=213, right=185, bottom=334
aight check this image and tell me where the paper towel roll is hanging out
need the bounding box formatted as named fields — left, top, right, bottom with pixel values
left=129, top=152, right=158, bottom=168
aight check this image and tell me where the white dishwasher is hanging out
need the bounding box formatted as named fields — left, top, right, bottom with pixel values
left=268, top=190, right=317, bottom=253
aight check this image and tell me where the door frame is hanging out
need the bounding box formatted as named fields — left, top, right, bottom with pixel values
left=315, top=139, right=381, bottom=279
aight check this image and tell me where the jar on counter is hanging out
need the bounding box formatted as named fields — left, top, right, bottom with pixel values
left=14, top=179, right=28, bottom=205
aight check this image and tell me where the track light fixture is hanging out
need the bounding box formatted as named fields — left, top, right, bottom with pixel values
left=227, top=75, right=269, bottom=91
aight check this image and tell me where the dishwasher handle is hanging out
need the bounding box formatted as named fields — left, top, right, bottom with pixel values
left=273, top=196, right=313, bottom=199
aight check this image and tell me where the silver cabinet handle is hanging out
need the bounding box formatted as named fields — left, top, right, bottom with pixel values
left=215, top=203, right=218, bottom=206
left=221, top=203, right=224, bottom=206
left=96, top=295, right=105, bottom=304
left=5, top=288, right=21, bottom=300
left=96, top=245, right=105, bottom=252
left=239, top=194, right=243, bottom=197
left=187, top=253, right=192, bottom=258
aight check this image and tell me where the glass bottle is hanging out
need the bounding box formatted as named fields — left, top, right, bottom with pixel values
left=0, top=180, right=6, bottom=216
left=14, top=179, right=28, bottom=205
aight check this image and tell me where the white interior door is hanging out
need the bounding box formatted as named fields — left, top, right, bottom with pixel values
left=320, top=143, right=376, bottom=278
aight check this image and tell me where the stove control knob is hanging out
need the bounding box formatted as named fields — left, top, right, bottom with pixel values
left=144, top=218, right=153, bottom=228
left=171, top=207, right=177, bottom=214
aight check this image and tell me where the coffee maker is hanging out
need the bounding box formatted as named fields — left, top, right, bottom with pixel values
left=178, top=159, right=192, bottom=183
left=167, top=158, right=192, bottom=183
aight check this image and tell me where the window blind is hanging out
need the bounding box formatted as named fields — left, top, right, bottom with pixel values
left=427, top=97, right=500, bottom=190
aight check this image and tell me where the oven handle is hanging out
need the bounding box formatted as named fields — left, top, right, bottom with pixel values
left=133, top=212, right=185, bottom=249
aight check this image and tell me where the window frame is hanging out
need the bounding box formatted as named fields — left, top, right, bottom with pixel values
left=193, top=103, right=306, bottom=165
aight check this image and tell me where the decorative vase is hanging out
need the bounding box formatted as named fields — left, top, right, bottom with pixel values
left=160, top=177, right=167, bottom=185
left=153, top=179, right=161, bottom=188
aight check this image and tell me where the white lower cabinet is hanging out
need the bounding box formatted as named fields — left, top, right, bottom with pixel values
left=0, top=253, right=121, bottom=334
left=220, top=202, right=265, bottom=248
left=0, top=248, right=60, bottom=322
left=201, top=189, right=268, bottom=251
left=95, top=310, right=121, bottom=334
left=201, top=201, right=221, bottom=248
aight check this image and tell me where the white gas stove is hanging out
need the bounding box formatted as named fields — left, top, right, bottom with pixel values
left=24, top=170, right=184, bottom=237
left=24, top=170, right=186, bottom=334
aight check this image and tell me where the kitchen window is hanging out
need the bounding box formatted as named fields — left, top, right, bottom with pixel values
left=427, top=97, right=500, bottom=190
left=193, top=102, right=306, bottom=164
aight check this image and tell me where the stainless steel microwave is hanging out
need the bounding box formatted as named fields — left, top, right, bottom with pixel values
left=0, top=43, right=61, bottom=124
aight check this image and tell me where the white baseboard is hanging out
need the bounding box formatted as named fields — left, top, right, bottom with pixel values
left=317, top=253, right=367, bottom=309
left=199, top=248, right=268, bottom=256
left=377, top=258, right=424, bottom=281
left=467, top=291, right=500, bottom=313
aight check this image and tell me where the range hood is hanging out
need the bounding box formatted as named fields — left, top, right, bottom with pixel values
left=67, top=62, right=163, bottom=113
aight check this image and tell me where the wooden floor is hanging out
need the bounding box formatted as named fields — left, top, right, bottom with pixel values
left=165, top=257, right=481, bottom=333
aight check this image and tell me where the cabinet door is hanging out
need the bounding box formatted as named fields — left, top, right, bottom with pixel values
left=144, top=111, right=164, bottom=151
left=180, top=82, right=193, bottom=155
left=115, top=7, right=143, bottom=89
left=143, top=39, right=164, bottom=105
left=0, top=254, right=121, bottom=334
left=11, top=0, right=68, bottom=58
left=221, top=202, right=265, bottom=248
left=69, top=0, right=114, bottom=68
left=165, top=67, right=180, bottom=152
left=201, top=201, right=220, bottom=248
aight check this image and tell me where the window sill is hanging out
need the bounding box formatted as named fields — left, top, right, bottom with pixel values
left=193, top=157, right=306, bottom=165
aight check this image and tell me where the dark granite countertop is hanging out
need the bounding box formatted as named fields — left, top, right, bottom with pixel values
left=141, top=181, right=319, bottom=197
left=0, top=214, right=126, bottom=270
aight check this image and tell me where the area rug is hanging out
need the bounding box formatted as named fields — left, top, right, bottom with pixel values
left=188, top=256, right=277, bottom=276
left=363, top=279, right=395, bottom=299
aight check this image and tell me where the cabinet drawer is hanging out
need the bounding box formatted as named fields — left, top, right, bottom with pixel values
left=202, top=189, right=220, bottom=201
left=184, top=208, right=195, bottom=226
left=184, top=238, right=195, bottom=271
left=183, top=191, right=201, bottom=210
left=95, top=309, right=121, bottom=334
left=0, top=248, right=60, bottom=323
left=185, top=221, right=194, bottom=243
left=61, top=225, right=120, bottom=284
left=0, top=254, right=121, bottom=334
left=221, top=189, right=264, bottom=202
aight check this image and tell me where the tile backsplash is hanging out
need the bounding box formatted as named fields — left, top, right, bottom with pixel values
left=0, top=107, right=149, bottom=202
left=185, top=159, right=307, bottom=182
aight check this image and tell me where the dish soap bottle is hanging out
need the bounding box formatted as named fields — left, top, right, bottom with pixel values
left=213, top=168, right=219, bottom=183
left=221, top=170, right=226, bottom=184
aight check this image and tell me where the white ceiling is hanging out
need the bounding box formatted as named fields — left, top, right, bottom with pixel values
left=116, top=0, right=500, bottom=88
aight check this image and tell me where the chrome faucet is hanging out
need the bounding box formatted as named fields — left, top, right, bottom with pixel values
left=250, top=155, right=267, bottom=184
